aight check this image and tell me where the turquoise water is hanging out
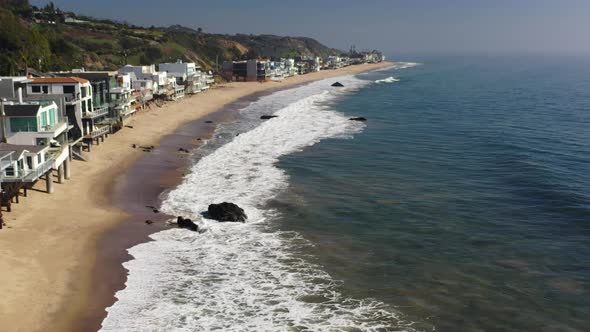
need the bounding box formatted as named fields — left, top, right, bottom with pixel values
left=273, top=57, right=590, bottom=331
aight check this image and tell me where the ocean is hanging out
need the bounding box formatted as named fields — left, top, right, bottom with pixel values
left=101, top=57, right=590, bottom=331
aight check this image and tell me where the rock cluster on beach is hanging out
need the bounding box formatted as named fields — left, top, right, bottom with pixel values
left=331, top=82, right=344, bottom=87
left=207, top=202, right=247, bottom=222
left=349, top=117, right=367, bottom=121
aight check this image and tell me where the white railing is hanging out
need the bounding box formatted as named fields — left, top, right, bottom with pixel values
left=85, top=126, right=110, bottom=139
left=2, top=156, right=55, bottom=183
left=84, top=105, right=109, bottom=119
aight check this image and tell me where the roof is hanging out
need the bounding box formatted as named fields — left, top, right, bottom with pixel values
left=3, top=104, right=42, bottom=117
left=31, top=77, right=90, bottom=84
left=0, top=151, right=14, bottom=160
left=0, top=143, right=48, bottom=157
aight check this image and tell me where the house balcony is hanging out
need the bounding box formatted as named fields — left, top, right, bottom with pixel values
left=83, top=104, right=109, bottom=119
left=38, top=121, right=68, bottom=137
left=0, top=152, right=15, bottom=174
left=84, top=126, right=110, bottom=139
left=2, top=155, right=55, bottom=183
left=110, top=86, right=132, bottom=94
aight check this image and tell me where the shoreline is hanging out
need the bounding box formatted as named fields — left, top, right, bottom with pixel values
left=0, top=62, right=393, bottom=332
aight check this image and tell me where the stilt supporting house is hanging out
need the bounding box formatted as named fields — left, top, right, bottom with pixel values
left=57, top=164, right=64, bottom=184
left=64, top=158, right=71, bottom=179
left=45, top=173, right=54, bottom=194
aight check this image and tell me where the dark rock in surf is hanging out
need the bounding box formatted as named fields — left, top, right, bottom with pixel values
left=177, top=216, right=199, bottom=232
left=205, top=120, right=213, bottom=124
left=145, top=220, right=154, bottom=225
left=260, top=115, right=278, bottom=120
left=331, top=82, right=344, bottom=87
left=349, top=117, right=367, bottom=122
left=207, top=202, right=247, bottom=222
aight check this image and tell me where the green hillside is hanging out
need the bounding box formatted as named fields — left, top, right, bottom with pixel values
left=0, top=0, right=341, bottom=75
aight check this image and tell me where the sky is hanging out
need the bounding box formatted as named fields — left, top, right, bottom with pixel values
left=32, top=0, right=590, bottom=56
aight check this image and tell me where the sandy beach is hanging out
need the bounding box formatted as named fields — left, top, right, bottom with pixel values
left=0, top=62, right=392, bottom=332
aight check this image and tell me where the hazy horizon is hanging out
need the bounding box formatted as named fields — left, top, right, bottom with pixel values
left=32, top=0, right=590, bottom=57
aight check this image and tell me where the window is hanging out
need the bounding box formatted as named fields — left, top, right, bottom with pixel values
left=5, top=167, right=14, bottom=177
left=37, top=154, right=42, bottom=164
left=26, top=156, right=32, bottom=170
left=10, top=118, right=37, bottom=132
left=63, top=85, right=75, bottom=94
left=42, top=86, right=48, bottom=94
left=39, top=112, right=48, bottom=128
left=48, top=109, right=56, bottom=126
left=32, top=85, right=41, bottom=93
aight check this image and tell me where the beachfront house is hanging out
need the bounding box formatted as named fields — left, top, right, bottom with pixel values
left=159, top=60, right=205, bottom=95
left=222, top=60, right=272, bottom=82
left=324, top=56, right=343, bottom=69
left=1, top=100, right=70, bottom=182
left=25, top=77, right=109, bottom=144
left=53, top=69, right=136, bottom=131
left=282, top=58, right=298, bottom=77
left=0, top=143, right=56, bottom=196
left=110, top=73, right=138, bottom=122
left=119, top=65, right=176, bottom=101
left=200, top=70, right=214, bottom=91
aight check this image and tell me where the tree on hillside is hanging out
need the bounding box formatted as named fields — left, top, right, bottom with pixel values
left=0, top=8, right=51, bottom=74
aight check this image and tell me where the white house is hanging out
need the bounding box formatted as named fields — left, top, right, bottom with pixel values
left=1, top=101, right=71, bottom=178
left=159, top=61, right=206, bottom=95
left=27, top=77, right=95, bottom=141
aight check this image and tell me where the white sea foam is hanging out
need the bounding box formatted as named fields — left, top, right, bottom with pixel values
left=375, top=76, right=401, bottom=84
left=372, top=62, right=421, bottom=72
left=101, top=76, right=415, bottom=331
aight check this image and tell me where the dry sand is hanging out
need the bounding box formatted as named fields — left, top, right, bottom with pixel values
left=0, top=62, right=393, bottom=332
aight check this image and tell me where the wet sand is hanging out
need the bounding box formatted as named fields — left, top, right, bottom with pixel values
left=0, top=62, right=393, bottom=332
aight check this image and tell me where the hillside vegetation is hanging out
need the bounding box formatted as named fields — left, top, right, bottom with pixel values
left=0, top=0, right=341, bottom=75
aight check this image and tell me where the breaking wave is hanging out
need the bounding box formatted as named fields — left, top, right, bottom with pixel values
left=100, top=75, right=416, bottom=331
left=376, top=76, right=400, bottom=84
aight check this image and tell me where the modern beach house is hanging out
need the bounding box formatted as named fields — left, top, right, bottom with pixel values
left=25, top=77, right=110, bottom=145
left=0, top=100, right=71, bottom=201
left=222, top=60, right=272, bottom=82
left=159, top=60, right=204, bottom=95
left=53, top=69, right=131, bottom=132
left=109, top=73, right=137, bottom=122
left=119, top=65, right=182, bottom=102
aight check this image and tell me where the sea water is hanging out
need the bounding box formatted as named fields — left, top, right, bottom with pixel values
left=101, top=58, right=590, bottom=331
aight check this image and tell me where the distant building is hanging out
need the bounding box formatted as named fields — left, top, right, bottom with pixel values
left=159, top=60, right=208, bottom=95
left=222, top=60, right=271, bottom=82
